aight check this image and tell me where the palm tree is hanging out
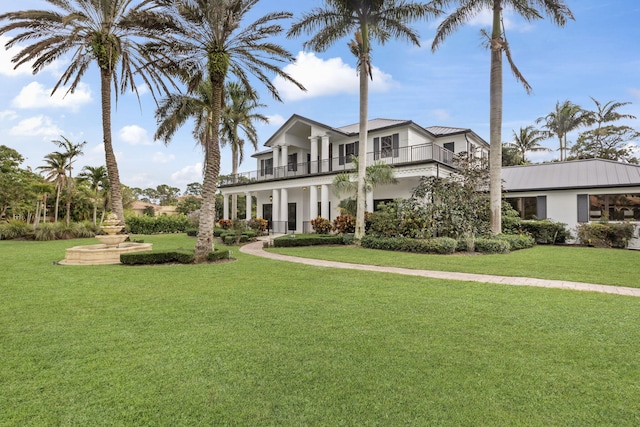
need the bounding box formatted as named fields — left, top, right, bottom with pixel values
left=155, top=0, right=304, bottom=262
left=77, top=165, right=109, bottom=225
left=289, top=0, right=441, bottom=242
left=37, top=152, right=67, bottom=222
left=333, top=157, right=397, bottom=216
left=508, top=126, right=549, bottom=164
left=431, top=0, right=574, bottom=234
left=536, top=100, right=586, bottom=161
left=583, top=97, right=637, bottom=153
left=0, top=0, right=176, bottom=224
left=53, top=136, right=86, bottom=226
left=221, top=81, right=268, bottom=219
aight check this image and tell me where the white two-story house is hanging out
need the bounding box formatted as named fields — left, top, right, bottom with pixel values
left=219, top=114, right=489, bottom=233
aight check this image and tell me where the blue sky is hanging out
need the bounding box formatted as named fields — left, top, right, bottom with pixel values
left=1, top=0, right=639, bottom=192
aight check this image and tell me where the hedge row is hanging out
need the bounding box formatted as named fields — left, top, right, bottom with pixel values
left=125, top=215, right=191, bottom=234
left=576, top=222, right=635, bottom=248
left=120, top=248, right=231, bottom=265
left=273, top=234, right=345, bottom=247
left=362, top=236, right=457, bottom=254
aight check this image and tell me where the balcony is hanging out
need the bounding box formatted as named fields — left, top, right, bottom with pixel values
left=219, top=142, right=454, bottom=187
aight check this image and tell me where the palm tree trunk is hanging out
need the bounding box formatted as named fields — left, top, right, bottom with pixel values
left=65, top=173, right=72, bottom=227
left=100, top=68, right=125, bottom=224
left=195, top=79, right=223, bottom=263
left=489, top=1, right=503, bottom=235
left=42, top=193, right=47, bottom=223
left=354, top=36, right=370, bottom=242
left=54, top=185, right=61, bottom=222
left=231, top=149, right=239, bottom=220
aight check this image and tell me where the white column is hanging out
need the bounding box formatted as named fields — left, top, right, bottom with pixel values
left=321, top=184, right=329, bottom=219
left=321, top=135, right=330, bottom=172
left=272, top=189, right=280, bottom=231
left=223, top=194, right=229, bottom=220
left=245, top=192, right=252, bottom=221
left=366, top=190, right=374, bottom=213
left=280, top=188, right=289, bottom=232
left=310, top=185, right=318, bottom=219
left=231, top=194, right=237, bottom=220
left=309, top=136, right=319, bottom=173
left=272, top=147, right=279, bottom=175
left=281, top=144, right=288, bottom=177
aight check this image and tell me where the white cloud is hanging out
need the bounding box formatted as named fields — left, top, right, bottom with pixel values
left=152, top=151, right=176, bottom=163
left=265, top=114, right=286, bottom=126
left=273, top=51, right=394, bottom=102
left=12, top=81, right=92, bottom=112
left=9, top=115, right=63, bottom=139
left=0, top=36, right=67, bottom=77
left=0, top=110, right=18, bottom=121
left=119, top=125, right=152, bottom=146
left=171, top=163, right=203, bottom=186
left=453, top=8, right=532, bottom=32
left=430, top=109, right=452, bottom=122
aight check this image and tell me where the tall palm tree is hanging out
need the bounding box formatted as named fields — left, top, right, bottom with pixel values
left=583, top=97, right=637, bottom=153
left=431, top=0, right=574, bottom=234
left=37, top=152, right=67, bottom=223
left=53, top=136, right=86, bottom=226
left=155, top=0, right=304, bottom=262
left=536, top=100, right=586, bottom=161
left=77, top=165, right=109, bottom=225
left=0, top=0, right=176, bottom=224
left=221, top=81, right=268, bottom=219
left=289, top=0, right=440, bottom=242
left=508, top=125, right=549, bottom=164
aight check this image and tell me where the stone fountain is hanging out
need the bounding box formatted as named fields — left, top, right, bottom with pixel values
left=59, top=214, right=152, bottom=265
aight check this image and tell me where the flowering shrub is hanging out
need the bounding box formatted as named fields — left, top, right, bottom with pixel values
left=218, top=219, right=232, bottom=229
left=310, top=217, right=332, bottom=234
left=332, top=215, right=355, bottom=234
left=248, top=217, right=268, bottom=234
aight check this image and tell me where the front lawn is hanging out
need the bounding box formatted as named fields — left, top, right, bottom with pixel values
left=1, top=235, right=639, bottom=425
left=270, top=244, right=640, bottom=288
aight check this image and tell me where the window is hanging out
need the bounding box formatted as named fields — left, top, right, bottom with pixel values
left=374, top=134, right=399, bottom=160
left=287, top=153, right=298, bottom=172
left=339, top=142, right=358, bottom=165
left=506, top=196, right=546, bottom=220
left=589, top=193, right=640, bottom=221
left=260, top=158, right=273, bottom=176
left=443, top=142, right=455, bottom=153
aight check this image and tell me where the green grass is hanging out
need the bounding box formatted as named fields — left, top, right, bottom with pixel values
left=270, top=244, right=640, bottom=288
left=1, top=235, right=639, bottom=425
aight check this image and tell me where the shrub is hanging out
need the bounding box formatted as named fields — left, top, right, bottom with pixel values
left=248, top=218, right=268, bottom=234
left=361, top=236, right=457, bottom=254
left=496, top=234, right=535, bottom=251
left=207, top=248, right=231, bottom=261
left=367, top=202, right=404, bottom=238
left=33, top=223, right=58, bottom=241
left=310, top=217, right=332, bottom=234
left=332, top=215, right=355, bottom=234
left=186, top=229, right=198, bottom=237
left=125, top=215, right=191, bottom=234
left=474, top=238, right=511, bottom=254
left=0, top=220, right=30, bottom=240
left=213, top=227, right=224, bottom=237
left=342, top=233, right=356, bottom=245
left=218, top=219, right=232, bottom=230
left=273, top=234, right=344, bottom=247
left=120, top=250, right=195, bottom=265
left=577, top=222, right=635, bottom=248
left=71, top=221, right=98, bottom=238
left=519, top=220, right=571, bottom=244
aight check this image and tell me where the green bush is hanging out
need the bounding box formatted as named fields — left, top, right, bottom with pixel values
left=474, top=238, right=511, bottom=254
left=207, top=248, right=231, bottom=261
left=367, top=202, right=404, bottom=238
left=33, top=223, right=58, bottom=241
left=248, top=218, right=268, bottom=234
left=0, top=220, right=31, bottom=240
left=576, top=222, right=635, bottom=248
left=361, top=236, right=457, bottom=255
left=125, top=215, right=191, bottom=234
left=310, top=217, right=332, bottom=234
left=342, top=233, right=356, bottom=245
left=496, top=234, right=535, bottom=251
left=120, top=250, right=195, bottom=265
left=273, top=234, right=344, bottom=247
left=186, top=229, right=197, bottom=237
left=519, top=220, right=571, bottom=244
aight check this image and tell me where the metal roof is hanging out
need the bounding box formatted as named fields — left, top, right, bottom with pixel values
left=336, top=118, right=411, bottom=134
left=423, top=126, right=470, bottom=136
left=503, top=159, right=640, bottom=192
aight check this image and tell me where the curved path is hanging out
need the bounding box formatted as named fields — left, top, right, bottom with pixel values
left=240, top=240, right=640, bottom=297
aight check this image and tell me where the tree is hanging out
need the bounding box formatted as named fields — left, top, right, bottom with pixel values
left=77, top=165, right=108, bottom=225
left=155, top=0, right=303, bottom=263
left=507, top=126, right=550, bottom=164
left=536, top=100, right=586, bottom=161
left=501, top=144, right=521, bottom=166
left=581, top=97, right=637, bottom=151
left=432, top=0, right=574, bottom=234
left=0, top=0, right=176, bottom=224
left=53, top=136, right=86, bottom=226
left=0, top=146, right=39, bottom=220
left=333, top=157, right=397, bottom=216
left=289, top=0, right=440, bottom=242
left=37, top=152, right=67, bottom=222
left=155, top=184, right=181, bottom=205
left=185, top=182, right=203, bottom=196
left=570, top=125, right=640, bottom=163
left=221, top=81, right=268, bottom=219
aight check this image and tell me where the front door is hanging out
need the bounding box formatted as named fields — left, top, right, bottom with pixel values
left=288, top=203, right=296, bottom=231
left=262, top=204, right=272, bottom=231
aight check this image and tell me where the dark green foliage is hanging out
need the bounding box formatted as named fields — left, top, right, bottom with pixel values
left=367, top=202, right=405, bottom=237
left=361, top=236, right=457, bottom=254
left=213, top=227, right=224, bottom=237
left=120, top=250, right=195, bottom=265
left=577, top=222, right=635, bottom=248
left=124, top=215, right=191, bottom=234
left=223, top=234, right=248, bottom=245
left=274, top=234, right=344, bottom=247
left=474, top=238, right=511, bottom=254
left=0, top=220, right=30, bottom=240
left=501, top=202, right=523, bottom=234
left=207, top=248, right=230, bottom=261
left=496, top=234, right=536, bottom=251
left=520, top=220, right=571, bottom=244
left=186, top=228, right=197, bottom=237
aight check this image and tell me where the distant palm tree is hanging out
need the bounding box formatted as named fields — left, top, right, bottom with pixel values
left=221, top=81, right=268, bottom=219
left=289, top=0, right=441, bottom=242
left=583, top=97, right=637, bottom=152
left=77, top=165, right=109, bottom=225
left=38, top=152, right=67, bottom=223
left=53, top=136, right=86, bottom=226
left=536, top=100, right=587, bottom=161
left=431, top=0, right=574, bottom=234
left=0, top=0, right=176, bottom=224
left=508, top=126, right=550, bottom=164
left=155, top=0, right=304, bottom=262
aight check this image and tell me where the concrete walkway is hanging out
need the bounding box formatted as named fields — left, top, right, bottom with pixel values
left=240, top=240, right=640, bottom=297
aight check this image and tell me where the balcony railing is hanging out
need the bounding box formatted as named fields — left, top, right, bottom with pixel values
left=219, top=142, right=453, bottom=187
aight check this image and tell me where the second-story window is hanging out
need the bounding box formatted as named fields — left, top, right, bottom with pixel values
left=443, top=142, right=455, bottom=153
left=288, top=153, right=298, bottom=172
left=260, top=158, right=273, bottom=176
left=339, top=142, right=358, bottom=165
left=374, top=134, right=399, bottom=160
